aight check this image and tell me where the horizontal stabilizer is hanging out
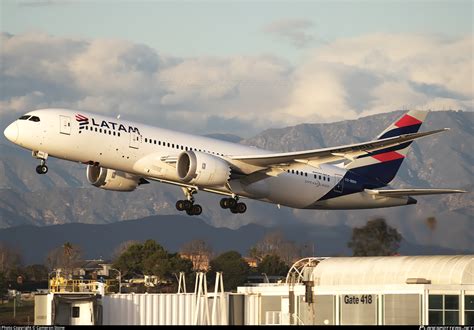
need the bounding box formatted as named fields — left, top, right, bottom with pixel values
left=365, top=188, right=467, bottom=197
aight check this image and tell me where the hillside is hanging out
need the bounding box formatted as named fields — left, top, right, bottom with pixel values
left=0, top=215, right=469, bottom=265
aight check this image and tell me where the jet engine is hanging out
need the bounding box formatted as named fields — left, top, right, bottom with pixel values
left=176, top=151, right=231, bottom=187
left=86, top=165, right=141, bottom=191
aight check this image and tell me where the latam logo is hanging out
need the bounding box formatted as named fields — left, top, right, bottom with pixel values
left=75, top=114, right=89, bottom=130
left=75, top=113, right=140, bottom=134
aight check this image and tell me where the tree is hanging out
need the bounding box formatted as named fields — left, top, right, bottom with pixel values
left=113, top=240, right=193, bottom=284
left=179, top=239, right=213, bottom=271
left=112, top=240, right=140, bottom=261
left=23, top=264, right=49, bottom=281
left=250, top=231, right=301, bottom=265
left=0, top=272, right=7, bottom=298
left=257, top=255, right=289, bottom=277
left=0, top=243, right=22, bottom=280
left=45, top=242, right=83, bottom=274
left=209, top=251, right=250, bottom=291
left=348, top=218, right=402, bottom=256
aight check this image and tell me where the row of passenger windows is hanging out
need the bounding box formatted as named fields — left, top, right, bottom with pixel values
left=18, top=115, right=40, bottom=122
left=286, top=169, right=331, bottom=181
left=80, top=126, right=121, bottom=137
left=143, top=137, right=225, bottom=156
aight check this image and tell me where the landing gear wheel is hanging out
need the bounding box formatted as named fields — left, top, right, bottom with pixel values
left=176, top=200, right=186, bottom=211
left=36, top=164, right=48, bottom=174
left=230, top=207, right=239, bottom=214
left=191, top=204, right=202, bottom=216
left=220, top=198, right=228, bottom=209
left=236, top=202, right=247, bottom=214
left=183, top=200, right=193, bottom=211
left=221, top=198, right=237, bottom=209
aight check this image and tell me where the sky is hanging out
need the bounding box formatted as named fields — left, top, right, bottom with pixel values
left=1, top=0, right=473, bottom=137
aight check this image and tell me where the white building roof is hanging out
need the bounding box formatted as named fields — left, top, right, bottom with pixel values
left=312, top=255, right=474, bottom=286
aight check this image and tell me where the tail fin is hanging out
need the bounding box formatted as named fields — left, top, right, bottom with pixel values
left=346, top=110, right=428, bottom=185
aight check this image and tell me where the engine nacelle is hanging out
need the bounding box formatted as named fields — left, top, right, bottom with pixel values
left=86, top=165, right=140, bottom=192
left=177, top=151, right=231, bottom=187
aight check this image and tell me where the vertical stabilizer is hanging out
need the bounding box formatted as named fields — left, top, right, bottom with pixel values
left=345, top=110, right=428, bottom=185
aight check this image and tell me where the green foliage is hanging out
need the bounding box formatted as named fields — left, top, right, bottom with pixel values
left=348, top=218, right=402, bottom=256
left=209, top=251, right=250, bottom=292
left=257, top=255, right=289, bottom=277
left=113, top=240, right=193, bottom=283
left=0, top=272, right=7, bottom=297
left=22, top=264, right=48, bottom=281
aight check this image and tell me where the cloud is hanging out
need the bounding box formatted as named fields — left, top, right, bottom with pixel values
left=263, top=19, right=315, bottom=48
left=276, top=34, right=473, bottom=123
left=0, top=32, right=472, bottom=138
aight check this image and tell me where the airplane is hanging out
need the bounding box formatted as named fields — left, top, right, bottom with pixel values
left=3, top=108, right=466, bottom=216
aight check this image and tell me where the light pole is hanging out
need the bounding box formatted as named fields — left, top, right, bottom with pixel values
left=110, top=268, right=122, bottom=293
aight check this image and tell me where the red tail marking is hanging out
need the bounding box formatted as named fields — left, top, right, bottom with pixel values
left=372, top=151, right=405, bottom=162
left=395, top=114, right=422, bottom=128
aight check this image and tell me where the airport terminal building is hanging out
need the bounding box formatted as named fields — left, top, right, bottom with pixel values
left=35, top=255, right=474, bottom=325
left=238, top=255, right=474, bottom=325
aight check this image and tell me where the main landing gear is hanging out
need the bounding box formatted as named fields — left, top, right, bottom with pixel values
left=220, top=197, right=247, bottom=214
left=176, top=187, right=202, bottom=216
left=33, top=151, right=48, bottom=175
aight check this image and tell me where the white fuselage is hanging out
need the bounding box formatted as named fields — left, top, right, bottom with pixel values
left=4, top=109, right=413, bottom=210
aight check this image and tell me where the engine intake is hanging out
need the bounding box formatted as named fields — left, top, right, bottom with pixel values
left=86, top=165, right=140, bottom=191
left=177, top=151, right=231, bottom=187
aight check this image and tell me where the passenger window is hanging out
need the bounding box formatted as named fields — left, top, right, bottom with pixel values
left=85, top=126, right=88, bottom=130
left=99, top=129, right=102, bottom=133
left=95, top=128, right=98, bottom=132
left=145, top=138, right=148, bottom=143
left=118, top=133, right=120, bottom=137
left=319, top=175, right=321, bottom=180
left=113, top=131, right=116, bottom=136
left=167, top=143, right=170, bottom=147
left=305, top=173, right=307, bottom=177
left=72, top=306, right=80, bottom=318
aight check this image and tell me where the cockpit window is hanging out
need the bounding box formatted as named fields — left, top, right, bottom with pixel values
left=29, top=116, right=40, bottom=122
left=19, top=115, right=30, bottom=120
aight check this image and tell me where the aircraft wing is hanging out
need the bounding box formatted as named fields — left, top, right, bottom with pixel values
left=365, top=188, right=467, bottom=197
left=229, top=128, right=448, bottom=169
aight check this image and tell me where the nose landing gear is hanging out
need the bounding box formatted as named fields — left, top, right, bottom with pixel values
left=33, top=151, right=49, bottom=175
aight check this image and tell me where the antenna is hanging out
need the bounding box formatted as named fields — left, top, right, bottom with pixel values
left=117, top=114, right=121, bottom=119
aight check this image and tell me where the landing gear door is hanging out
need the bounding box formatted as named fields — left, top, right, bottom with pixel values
left=334, top=174, right=344, bottom=193
left=129, top=131, right=141, bottom=149
left=59, top=116, right=71, bottom=135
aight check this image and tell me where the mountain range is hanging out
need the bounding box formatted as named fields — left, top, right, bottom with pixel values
left=0, top=110, right=472, bottom=254
left=0, top=215, right=469, bottom=265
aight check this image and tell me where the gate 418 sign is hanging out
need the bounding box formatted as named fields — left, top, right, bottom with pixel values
left=344, top=295, right=373, bottom=304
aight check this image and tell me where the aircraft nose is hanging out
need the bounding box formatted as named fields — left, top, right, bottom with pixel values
left=4, top=121, right=18, bottom=143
